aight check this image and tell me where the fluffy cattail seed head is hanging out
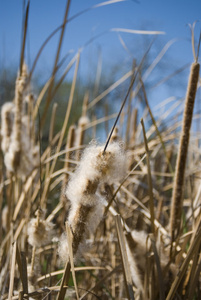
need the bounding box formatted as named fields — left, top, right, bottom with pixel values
left=28, top=209, right=54, bottom=248
left=58, top=142, right=127, bottom=262
left=66, top=142, right=127, bottom=207
left=1, top=102, right=14, bottom=153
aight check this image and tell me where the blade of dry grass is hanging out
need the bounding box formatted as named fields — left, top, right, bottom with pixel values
left=125, top=60, right=136, bottom=147
left=149, top=234, right=165, bottom=300
left=56, top=261, right=71, bottom=300
left=66, top=222, right=79, bottom=299
left=115, top=214, right=135, bottom=300
left=88, top=70, right=132, bottom=109
left=41, top=0, right=71, bottom=127
left=187, top=255, right=201, bottom=299
left=95, top=0, right=126, bottom=7
left=45, top=103, right=58, bottom=181
left=37, top=266, right=106, bottom=283
left=166, top=223, right=201, bottom=300
left=104, top=40, right=154, bottom=152
left=8, top=241, right=17, bottom=300
left=139, top=73, right=173, bottom=174
left=111, top=28, right=165, bottom=35
left=141, top=118, right=155, bottom=235
left=17, top=250, right=28, bottom=296
left=40, top=51, right=80, bottom=207
left=13, top=169, right=38, bottom=221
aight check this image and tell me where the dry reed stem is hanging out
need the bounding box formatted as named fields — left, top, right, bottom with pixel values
left=115, top=214, right=135, bottom=300
left=131, top=39, right=177, bottom=101
left=56, top=261, right=71, bottom=300
left=40, top=52, right=80, bottom=207
left=187, top=256, right=201, bottom=299
left=141, top=118, right=155, bottom=235
left=166, top=224, right=201, bottom=300
left=13, top=169, right=38, bottom=221
left=45, top=103, right=58, bottom=186
left=88, top=70, right=132, bottom=109
left=149, top=234, right=165, bottom=300
left=130, top=108, right=138, bottom=146
left=139, top=73, right=173, bottom=174
left=60, top=125, right=76, bottom=204
left=65, top=222, right=79, bottom=299
left=41, top=0, right=71, bottom=127
left=49, top=103, right=58, bottom=144
left=18, top=251, right=28, bottom=296
left=51, top=52, right=79, bottom=100
left=36, top=266, right=105, bottom=283
left=8, top=241, right=17, bottom=299
left=76, top=98, right=89, bottom=160
left=125, top=60, right=136, bottom=148
left=185, top=240, right=200, bottom=296
left=170, top=62, right=200, bottom=242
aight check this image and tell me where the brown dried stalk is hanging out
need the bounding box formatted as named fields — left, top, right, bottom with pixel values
left=60, top=125, right=76, bottom=205
left=170, top=61, right=200, bottom=242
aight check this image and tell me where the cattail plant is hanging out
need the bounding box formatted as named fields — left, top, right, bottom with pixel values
left=2, top=64, right=40, bottom=178
left=27, top=208, right=54, bottom=290
left=28, top=208, right=54, bottom=248
left=59, top=142, right=127, bottom=261
left=75, top=92, right=90, bottom=160
left=170, top=60, right=200, bottom=243
left=4, top=64, right=28, bottom=172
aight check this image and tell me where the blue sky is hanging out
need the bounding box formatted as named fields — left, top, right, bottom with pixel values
left=1, top=0, right=200, bottom=68
left=0, top=0, right=201, bottom=107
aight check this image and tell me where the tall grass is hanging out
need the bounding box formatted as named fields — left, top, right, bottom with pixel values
left=0, top=2, right=201, bottom=300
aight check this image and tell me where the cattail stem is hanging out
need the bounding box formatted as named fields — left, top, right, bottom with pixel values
left=41, top=0, right=71, bottom=127
left=170, top=62, right=200, bottom=242
left=31, top=246, right=36, bottom=272
left=141, top=118, right=155, bottom=236
left=30, top=209, right=41, bottom=272
left=57, top=261, right=71, bottom=300
left=60, top=125, right=75, bottom=205
left=130, top=108, right=138, bottom=146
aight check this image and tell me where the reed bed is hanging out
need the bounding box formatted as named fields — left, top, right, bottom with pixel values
left=0, top=2, right=201, bottom=300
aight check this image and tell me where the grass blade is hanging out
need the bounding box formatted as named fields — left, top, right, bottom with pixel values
left=115, top=214, right=135, bottom=300
left=141, top=118, right=155, bottom=235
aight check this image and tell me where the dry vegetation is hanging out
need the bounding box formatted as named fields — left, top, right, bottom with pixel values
left=0, top=1, right=201, bottom=300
